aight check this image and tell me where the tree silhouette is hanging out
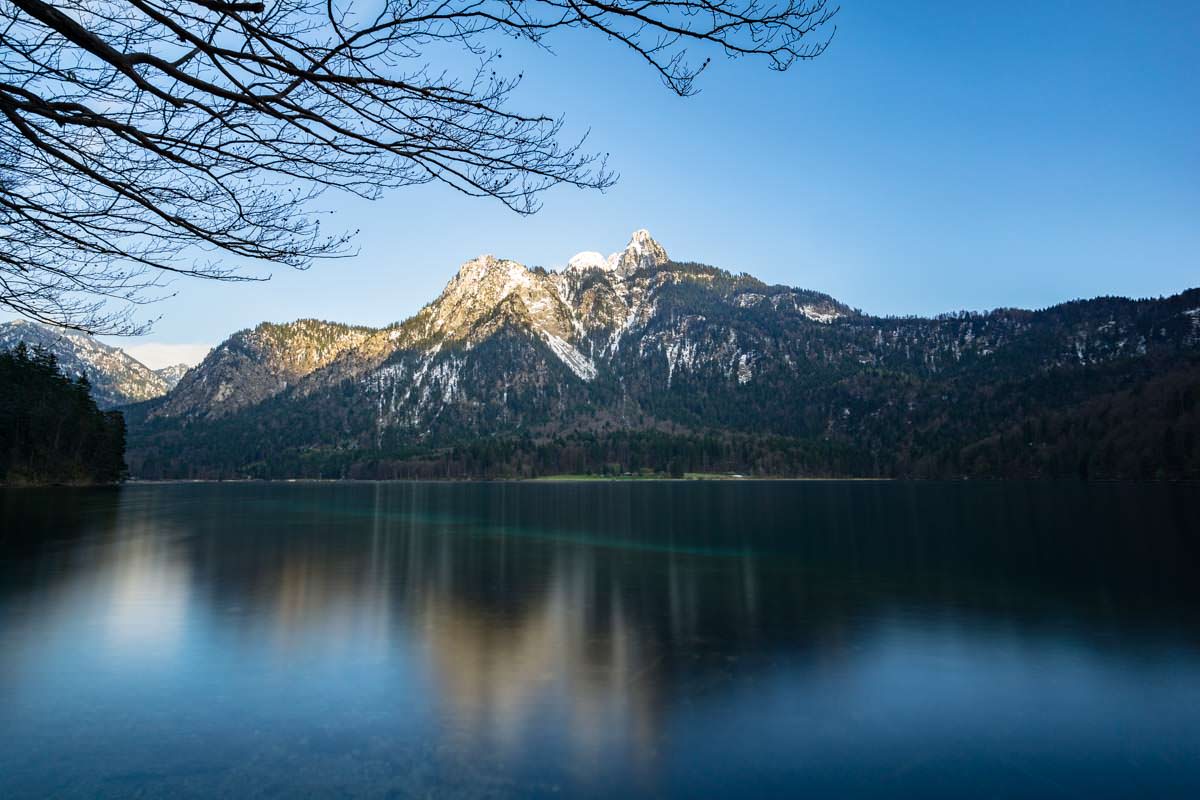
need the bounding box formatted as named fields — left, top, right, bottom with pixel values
left=1, top=342, right=127, bottom=483
left=0, top=0, right=836, bottom=333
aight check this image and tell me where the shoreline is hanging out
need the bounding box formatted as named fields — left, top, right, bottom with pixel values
left=116, top=475, right=895, bottom=484
left=8, top=476, right=1195, bottom=487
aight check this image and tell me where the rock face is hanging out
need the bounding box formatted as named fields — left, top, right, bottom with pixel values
left=155, top=364, right=192, bottom=390
left=152, top=319, right=376, bottom=419
left=145, top=230, right=734, bottom=421
left=606, top=228, right=670, bottom=274
left=127, top=230, right=1200, bottom=478
left=0, top=320, right=169, bottom=407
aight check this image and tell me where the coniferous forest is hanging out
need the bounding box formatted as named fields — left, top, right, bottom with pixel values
left=123, top=355, right=1200, bottom=481
left=0, top=344, right=127, bottom=485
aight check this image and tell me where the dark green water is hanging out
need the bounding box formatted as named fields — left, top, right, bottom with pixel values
left=1, top=481, right=1198, bottom=798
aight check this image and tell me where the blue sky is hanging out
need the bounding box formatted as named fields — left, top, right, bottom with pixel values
left=87, top=1, right=1200, bottom=365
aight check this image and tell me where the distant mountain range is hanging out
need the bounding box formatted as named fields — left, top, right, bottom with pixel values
left=0, top=321, right=192, bottom=407
left=6, top=231, right=1198, bottom=479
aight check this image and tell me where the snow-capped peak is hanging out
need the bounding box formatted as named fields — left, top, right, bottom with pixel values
left=566, top=251, right=608, bottom=271
left=561, top=231, right=669, bottom=276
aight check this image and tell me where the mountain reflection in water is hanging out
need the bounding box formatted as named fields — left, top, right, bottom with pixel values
left=1, top=481, right=1198, bottom=798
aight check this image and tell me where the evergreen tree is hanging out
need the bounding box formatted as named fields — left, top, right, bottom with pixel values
left=1, top=344, right=127, bottom=484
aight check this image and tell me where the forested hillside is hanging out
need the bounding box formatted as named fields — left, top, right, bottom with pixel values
left=1, top=345, right=127, bottom=485
left=124, top=357, right=1200, bottom=481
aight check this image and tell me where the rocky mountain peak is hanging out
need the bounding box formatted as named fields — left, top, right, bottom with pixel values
left=429, top=254, right=577, bottom=344
left=419, top=230, right=671, bottom=377
left=607, top=229, right=668, bottom=275
left=563, top=230, right=669, bottom=276
left=151, top=319, right=374, bottom=419
left=449, top=255, right=535, bottom=294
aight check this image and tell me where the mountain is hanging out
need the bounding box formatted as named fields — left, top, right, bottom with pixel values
left=152, top=319, right=375, bottom=419
left=0, top=320, right=170, bottom=408
left=155, top=364, right=192, bottom=390
left=124, top=230, right=1200, bottom=480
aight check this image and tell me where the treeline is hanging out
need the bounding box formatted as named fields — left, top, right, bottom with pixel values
left=1, top=344, right=127, bottom=484
left=122, top=345, right=1200, bottom=482
left=130, top=428, right=874, bottom=481
left=126, top=356, right=1200, bottom=481
left=340, top=430, right=874, bottom=480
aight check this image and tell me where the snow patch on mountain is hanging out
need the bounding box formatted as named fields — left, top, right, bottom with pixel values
left=665, top=338, right=699, bottom=388
left=1184, top=308, right=1200, bottom=345
left=801, top=306, right=841, bottom=323
left=538, top=330, right=597, bottom=381
left=736, top=352, right=755, bottom=385
left=769, top=293, right=845, bottom=323
left=735, top=293, right=766, bottom=308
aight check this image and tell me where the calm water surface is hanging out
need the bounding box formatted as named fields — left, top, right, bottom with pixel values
left=1, top=481, right=1198, bottom=798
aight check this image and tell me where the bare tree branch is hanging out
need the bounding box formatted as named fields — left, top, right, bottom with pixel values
left=0, top=0, right=836, bottom=333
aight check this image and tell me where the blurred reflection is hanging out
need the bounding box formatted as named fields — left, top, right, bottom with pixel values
left=1, top=481, right=1199, bottom=798
left=101, top=523, right=191, bottom=660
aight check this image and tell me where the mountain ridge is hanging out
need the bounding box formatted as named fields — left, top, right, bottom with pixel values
left=0, top=320, right=170, bottom=407
left=122, top=230, right=1200, bottom=480
left=141, top=231, right=859, bottom=419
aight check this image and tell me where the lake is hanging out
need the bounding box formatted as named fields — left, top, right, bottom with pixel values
left=1, top=481, right=1198, bottom=798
